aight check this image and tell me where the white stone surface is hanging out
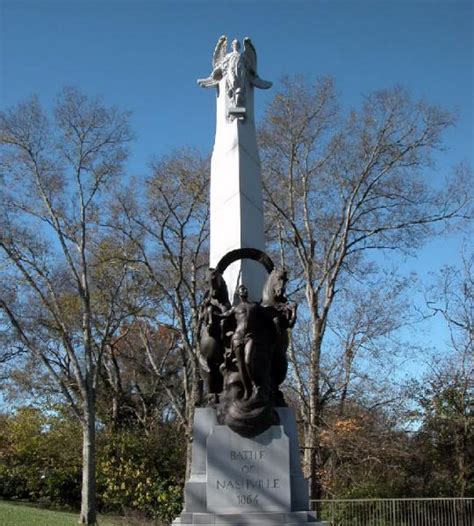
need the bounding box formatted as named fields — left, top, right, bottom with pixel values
left=206, top=425, right=290, bottom=513
left=209, top=77, right=266, bottom=303
left=184, top=408, right=218, bottom=512
left=175, top=408, right=320, bottom=524
left=277, top=408, right=310, bottom=511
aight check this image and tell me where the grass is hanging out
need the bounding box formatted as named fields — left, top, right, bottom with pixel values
left=0, top=501, right=149, bottom=526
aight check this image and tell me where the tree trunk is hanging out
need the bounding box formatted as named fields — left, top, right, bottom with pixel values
left=185, top=428, right=194, bottom=480
left=457, top=421, right=467, bottom=498
left=309, top=443, right=324, bottom=501
left=307, top=310, right=325, bottom=501
left=184, top=379, right=201, bottom=480
left=304, top=422, right=324, bottom=501
left=79, top=396, right=97, bottom=525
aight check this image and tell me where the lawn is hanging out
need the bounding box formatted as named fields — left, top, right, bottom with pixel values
left=0, top=501, right=137, bottom=525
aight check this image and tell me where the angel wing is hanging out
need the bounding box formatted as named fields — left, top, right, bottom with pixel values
left=243, top=37, right=257, bottom=74
left=243, top=37, right=272, bottom=90
left=198, top=36, right=227, bottom=87
left=213, top=35, right=228, bottom=68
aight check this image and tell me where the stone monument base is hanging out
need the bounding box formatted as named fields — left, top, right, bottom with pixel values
left=172, top=408, right=327, bottom=526
left=173, top=510, right=322, bottom=525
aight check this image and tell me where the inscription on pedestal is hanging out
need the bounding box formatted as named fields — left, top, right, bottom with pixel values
left=206, top=425, right=290, bottom=512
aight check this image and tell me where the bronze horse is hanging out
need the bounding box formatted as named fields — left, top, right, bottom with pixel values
left=198, top=268, right=231, bottom=400
left=261, top=268, right=297, bottom=406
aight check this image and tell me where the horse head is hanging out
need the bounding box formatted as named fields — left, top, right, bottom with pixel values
left=262, top=268, right=288, bottom=306
left=208, top=268, right=230, bottom=308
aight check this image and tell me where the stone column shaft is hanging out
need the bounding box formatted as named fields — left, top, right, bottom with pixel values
left=209, top=78, right=266, bottom=303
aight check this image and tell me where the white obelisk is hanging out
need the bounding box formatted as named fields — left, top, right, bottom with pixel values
left=198, top=36, right=272, bottom=302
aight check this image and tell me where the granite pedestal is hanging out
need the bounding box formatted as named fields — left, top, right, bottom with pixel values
left=172, top=408, right=327, bottom=526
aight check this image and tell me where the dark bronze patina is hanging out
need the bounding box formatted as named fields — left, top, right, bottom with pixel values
left=198, top=248, right=297, bottom=437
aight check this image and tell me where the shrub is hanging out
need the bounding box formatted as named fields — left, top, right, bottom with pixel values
left=0, top=407, right=186, bottom=520
left=97, top=427, right=185, bottom=522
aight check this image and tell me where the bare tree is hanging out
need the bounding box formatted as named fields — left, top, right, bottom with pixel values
left=0, top=324, right=27, bottom=383
left=318, top=401, right=411, bottom=497
left=0, top=89, right=133, bottom=524
left=326, top=271, right=415, bottom=417
left=421, top=251, right=474, bottom=496
left=98, top=322, right=182, bottom=432
left=260, top=76, right=471, bottom=498
left=110, top=150, right=210, bottom=475
left=426, top=250, right=473, bottom=361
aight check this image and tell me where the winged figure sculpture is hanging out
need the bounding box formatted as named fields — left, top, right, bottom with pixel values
left=198, top=36, right=272, bottom=91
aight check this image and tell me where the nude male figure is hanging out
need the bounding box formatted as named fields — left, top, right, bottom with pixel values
left=220, top=284, right=263, bottom=400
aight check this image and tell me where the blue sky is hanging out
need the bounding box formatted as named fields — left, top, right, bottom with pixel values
left=1, top=0, right=472, bottom=164
left=1, top=0, right=473, bottom=363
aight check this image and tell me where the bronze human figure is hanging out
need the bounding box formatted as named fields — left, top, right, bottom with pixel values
left=218, top=284, right=267, bottom=400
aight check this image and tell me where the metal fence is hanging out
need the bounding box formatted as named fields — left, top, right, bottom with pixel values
left=310, top=498, right=473, bottom=526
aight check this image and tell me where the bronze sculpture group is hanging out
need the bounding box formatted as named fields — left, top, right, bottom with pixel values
left=199, top=249, right=297, bottom=437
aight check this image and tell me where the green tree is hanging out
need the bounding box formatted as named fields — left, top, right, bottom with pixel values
left=97, top=425, right=185, bottom=522
left=0, top=407, right=82, bottom=507
left=0, top=405, right=186, bottom=519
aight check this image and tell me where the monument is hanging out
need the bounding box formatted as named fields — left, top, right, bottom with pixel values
left=172, top=36, right=326, bottom=526
left=199, top=36, right=270, bottom=304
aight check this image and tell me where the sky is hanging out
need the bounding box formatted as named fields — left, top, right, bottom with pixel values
left=1, top=0, right=473, bottom=368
